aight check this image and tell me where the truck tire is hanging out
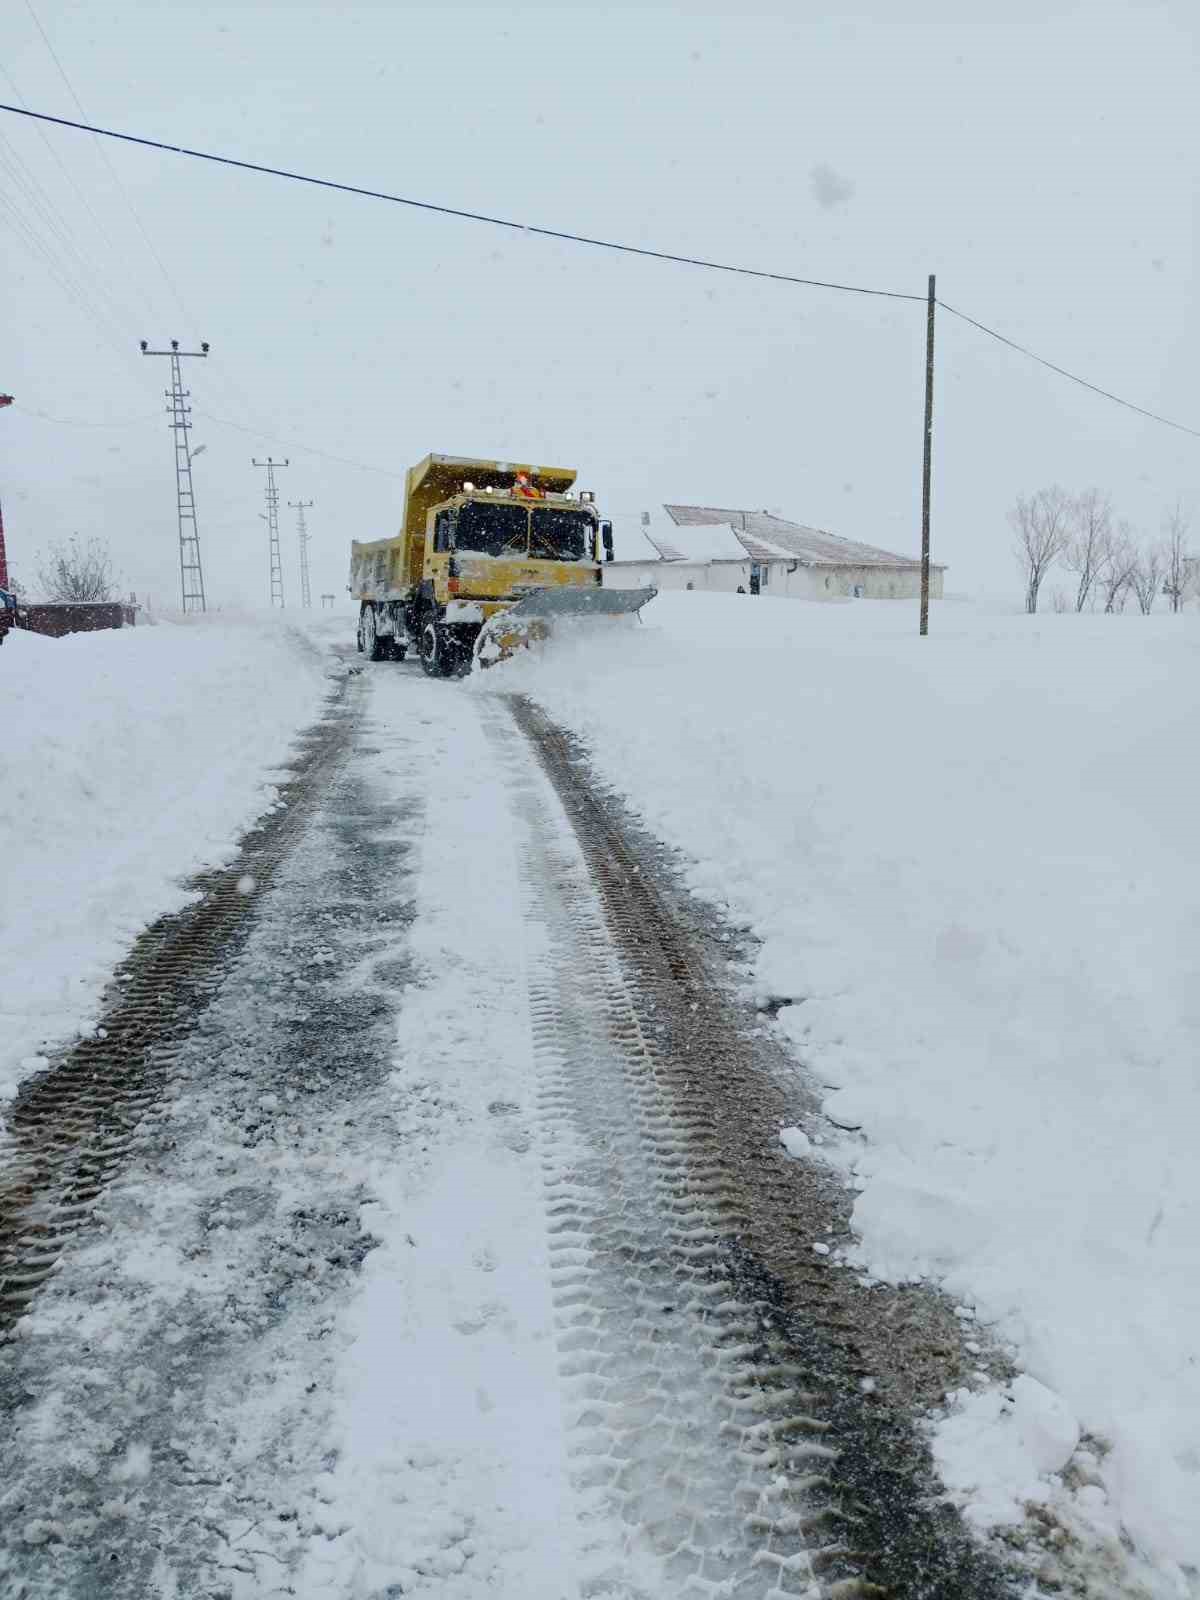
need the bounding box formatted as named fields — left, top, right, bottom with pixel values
left=419, top=616, right=452, bottom=678
left=363, top=605, right=389, bottom=663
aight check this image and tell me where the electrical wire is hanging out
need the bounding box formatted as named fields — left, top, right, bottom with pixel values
left=0, top=152, right=141, bottom=364
left=0, top=134, right=135, bottom=335
left=21, top=0, right=194, bottom=329
left=195, top=410, right=406, bottom=478
left=3, top=100, right=1195, bottom=442
left=12, top=15, right=281, bottom=446
left=0, top=101, right=923, bottom=304
left=13, top=403, right=163, bottom=428
left=0, top=61, right=167, bottom=347
left=14, top=14, right=276, bottom=457
left=937, top=300, right=1200, bottom=442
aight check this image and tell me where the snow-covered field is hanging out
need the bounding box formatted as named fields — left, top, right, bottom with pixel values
left=0, top=616, right=333, bottom=1108
left=486, top=592, right=1200, bottom=1593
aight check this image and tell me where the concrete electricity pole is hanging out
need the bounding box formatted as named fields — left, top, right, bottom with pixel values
left=253, top=457, right=289, bottom=607
left=289, top=499, right=314, bottom=610
left=140, top=340, right=210, bottom=613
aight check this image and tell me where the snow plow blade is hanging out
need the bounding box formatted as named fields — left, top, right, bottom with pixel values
left=474, top=585, right=657, bottom=668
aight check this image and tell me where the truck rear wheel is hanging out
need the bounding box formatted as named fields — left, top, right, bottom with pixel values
left=363, top=605, right=390, bottom=663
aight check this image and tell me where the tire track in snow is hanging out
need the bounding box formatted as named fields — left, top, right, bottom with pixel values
left=486, top=716, right=871, bottom=1600
left=0, top=678, right=425, bottom=1597
left=491, top=698, right=1018, bottom=1600
left=0, top=665, right=359, bottom=1338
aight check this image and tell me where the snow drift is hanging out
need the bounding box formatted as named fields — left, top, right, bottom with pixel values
left=0, top=617, right=331, bottom=1108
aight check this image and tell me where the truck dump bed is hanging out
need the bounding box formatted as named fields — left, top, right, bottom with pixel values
left=349, top=537, right=407, bottom=601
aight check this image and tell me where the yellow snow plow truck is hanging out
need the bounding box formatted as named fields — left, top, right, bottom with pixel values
left=349, top=454, right=655, bottom=675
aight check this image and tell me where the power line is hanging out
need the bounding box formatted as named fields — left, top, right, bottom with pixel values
left=937, top=300, right=1200, bottom=442
left=0, top=152, right=141, bottom=364
left=13, top=403, right=162, bottom=428
left=21, top=0, right=195, bottom=330
left=0, top=101, right=922, bottom=304
left=12, top=16, right=282, bottom=448
left=2, top=101, right=1195, bottom=443
left=14, top=397, right=401, bottom=475
left=0, top=60, right=160, bottom=339
left=195, top=409, right=405, bottom=477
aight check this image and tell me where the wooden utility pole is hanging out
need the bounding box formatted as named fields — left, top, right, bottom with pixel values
left=919, top=275, right=936, bottom=636
left=0, top=394, right=14, bottom=596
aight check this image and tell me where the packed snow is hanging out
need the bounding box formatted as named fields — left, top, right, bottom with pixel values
left=0, top=616, right=332, bottom=1109
left=485, top=590, right=1200, bottom=1593
left=297, top=681, right=582, bottom=1599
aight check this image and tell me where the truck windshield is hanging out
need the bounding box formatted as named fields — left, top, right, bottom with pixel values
left=529, top=508, right=592, bottom=562
left=455, top=502, right=529, bottom=557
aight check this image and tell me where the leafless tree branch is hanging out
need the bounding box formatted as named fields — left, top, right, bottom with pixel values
left=1063, top=488, right=1114, bottom=612
left=35, top=535, right=118, bottom=603
left=1100, top=523, right=1138, bottom=613
left=1160, top=500, right=1192, bottom=613
left=1130, top=543, right=1164, bottom=615
left=1009, top=485, right=1071, bottom=614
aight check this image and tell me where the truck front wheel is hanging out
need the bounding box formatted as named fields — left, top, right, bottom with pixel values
left=419, top=616, right=451, bottom=677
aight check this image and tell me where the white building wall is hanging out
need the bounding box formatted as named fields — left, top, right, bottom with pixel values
left=605, top=560, right=943, bottom=601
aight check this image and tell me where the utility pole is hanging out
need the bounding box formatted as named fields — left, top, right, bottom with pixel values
left=919, top=275, right=936, bottom=637
left=289, top=499, right=314, bottom=609
left=253, top=458, right=289, bottom=607
left=0, top=394, right=13, bottom=596
left=140, top=340, right=209, bottom=613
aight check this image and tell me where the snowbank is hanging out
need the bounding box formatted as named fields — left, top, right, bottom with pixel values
left=482, top=592, right=1200, bottom=1589
left=0, top=618, right=332, bottom=1106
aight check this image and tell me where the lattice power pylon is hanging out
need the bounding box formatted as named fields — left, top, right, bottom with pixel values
left=140, top=340, right=209, bottom=613
left=253, top=457, right=289, bottom=607
left=289, top=499, right=314, bottom=609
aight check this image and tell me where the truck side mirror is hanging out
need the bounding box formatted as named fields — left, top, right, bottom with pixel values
left=601, top=522, right=614, bottom=563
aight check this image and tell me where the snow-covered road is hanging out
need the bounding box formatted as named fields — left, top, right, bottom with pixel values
left=2, top=653, right=1007, bottom=1600
left=3, top=606, right=1195, bottom=1600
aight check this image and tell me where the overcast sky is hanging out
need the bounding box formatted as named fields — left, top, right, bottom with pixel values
left=3, top=0, right=1196, bottom=610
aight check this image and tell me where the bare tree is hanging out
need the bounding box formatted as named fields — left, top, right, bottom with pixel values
left=1099, top=523, right=1138, bottom=613
left=1160, top=500, right=1192, bottom=613
left=1130, top=543, right=1163, bottom=615
left=35, top=534, right=117, bottom=603
left=1063, top=488, right=1113, bottom=612
left=1010, top=486, right=1071, bottom=613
